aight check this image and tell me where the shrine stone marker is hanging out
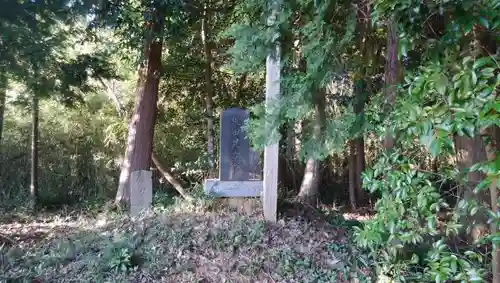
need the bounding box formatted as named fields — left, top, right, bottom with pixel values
left=129, top=170, right=153, bottom=217
left=219, top=108, right=251, bottom=181
left=204, top=107, right=263, bottom=197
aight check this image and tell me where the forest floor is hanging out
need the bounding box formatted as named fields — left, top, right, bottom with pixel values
left=0, top=197, right=374, bottom=283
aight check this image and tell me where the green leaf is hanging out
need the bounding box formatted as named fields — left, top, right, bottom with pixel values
left=429, top=138, right=441, bottom=157
left=493, top=19, right=500, bottom=29
left=471, top=71, right=477, bottom=85
left=428, top=217, right=436, bottom=230
left=482, top=68, right=495, bottom=77
left=464, top=20, right=473, bottom=34
left=473, top=57, right=491, bottom=69
left=411, top=253, right=419, bottom=264
left=401, top=43, right=407, bottom=57
left=475, top=178, right=491, bottom=193
left=463, top=56, right=473, bottom=65
left=480, top=87, right=493, bottom=97
left=479, top=17, right=489, bottom=29
left=470, top=162, right=483, bottom=172
left=463, top=122, right=475, bottom=137
left=451, top=259, right=457, bottom=273
left=436, top=122, right=452, bottom=133
left=436, top=74, right=448, bottom=95
left=470, top=205, right=478, bottom=216
left=420, top=132, right=434, bottom=148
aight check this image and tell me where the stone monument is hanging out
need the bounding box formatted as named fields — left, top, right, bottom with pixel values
left=204, top=108, right=263, bottom=197
left=129, top=170, right=153, bottom=217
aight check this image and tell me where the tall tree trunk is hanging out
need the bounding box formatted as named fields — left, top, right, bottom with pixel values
left=454, top=135, right=489, bottom=242
left=115, top=4, right=165, bottom=206
left=473, top=23, right=498, bottom=278
left=476, top=21, right=499, bottom=283
left=107, top=75, right=192, bottom=202
left=482, top=126, right=500, bottom=282
left=452, top=23, right=496, bottom=244
left=30, top=94, right=39, bottom=210
left=347, top=0, right=371, bottom=207
left=348, top=141, right=357, bottom=209
left=0, top=86, right=5, bottom=148
left=0, top=84, right=5, bottom=176
left=201, top=2, right=216, bottom=178
left=298, top=158, right=320, bottom=204
left=285, top=120, right=295, bottom=160
left=0, top=74, right=7, bottom=160
left=353, top=80, right=368, bottom=205
left=382, top=19, right=399, bottom=150
left=355, top=135, right=366, bottom=202
left=297, top=89, right=326, bottom=205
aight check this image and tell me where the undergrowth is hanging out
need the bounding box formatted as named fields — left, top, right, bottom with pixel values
left=0, top=193, right=373, bottom=283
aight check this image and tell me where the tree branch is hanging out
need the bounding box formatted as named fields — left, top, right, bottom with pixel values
left=151, top=152, right=193, bottom=201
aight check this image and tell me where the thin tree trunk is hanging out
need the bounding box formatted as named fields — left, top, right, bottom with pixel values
left=115, top=4, right=164, bottom=206
left=151, top=153, right=193, bottom=201
left=286, top=120, right=295, bottom=161
left=0, top=85, right=5, bottom=176
left=201, top=2, right=216, bottom=178
left=30, top=94, right=39, bottom=210
left=348, top=140, right=357, bottom=209
left=236, top=73, right=247, bottom=103
left=98, top=77, right=124, bottom=116
left=295, top=120, right=303, bottom=156
left=382, top=19, right=399, bottom=150
left=353, top=80, right=368, bottom=205
left=0, top=75, right=7, bottom=154
left=0, top=87, right=6, bottom=148
left=355, top=136, right=366, bottom=203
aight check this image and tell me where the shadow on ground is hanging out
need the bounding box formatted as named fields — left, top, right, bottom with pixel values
left=0, top=201, right=373, bottom=283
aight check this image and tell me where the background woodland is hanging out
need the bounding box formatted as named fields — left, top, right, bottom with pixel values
left=0, top=0, right=499, bottom=282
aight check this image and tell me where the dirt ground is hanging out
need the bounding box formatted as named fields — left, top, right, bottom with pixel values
left=0, top=201, right=373, bottom=283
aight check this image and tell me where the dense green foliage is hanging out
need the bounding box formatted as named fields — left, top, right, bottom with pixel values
left=0, top=0, right=498, bottom=282
left=226, top=0, right=499, bottom=281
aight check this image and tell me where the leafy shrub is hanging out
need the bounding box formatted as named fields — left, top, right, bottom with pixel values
left=103, top=238, right=137, bottom=272
left=354, top=152, right=486, bottom=282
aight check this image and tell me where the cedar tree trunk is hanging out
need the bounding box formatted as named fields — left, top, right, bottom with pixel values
left=297, top=89, right=326, bottom=205
left=115, top=5, right=165, bottom=206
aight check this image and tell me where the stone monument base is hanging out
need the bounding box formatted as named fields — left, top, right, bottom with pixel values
left=203, top=179, right=263, bottom=197
left=226, top=197, right=261, bottom=214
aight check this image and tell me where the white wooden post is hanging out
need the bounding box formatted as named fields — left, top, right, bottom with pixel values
left=263, top=0, right=280, bottom=222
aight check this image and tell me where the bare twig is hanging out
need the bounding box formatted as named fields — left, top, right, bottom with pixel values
left=0, top=232, right=15, bottom=245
